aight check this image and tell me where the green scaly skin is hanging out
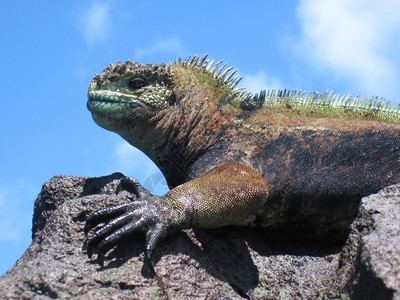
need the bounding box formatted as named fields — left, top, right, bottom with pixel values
left=84, top=55, right=400, bottom=271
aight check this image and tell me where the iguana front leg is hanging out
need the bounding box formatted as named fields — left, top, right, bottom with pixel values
left=84, top=163, right=269, bottom=268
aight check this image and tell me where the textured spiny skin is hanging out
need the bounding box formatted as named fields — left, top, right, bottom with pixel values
left=85, top=55, right=400, bottom=267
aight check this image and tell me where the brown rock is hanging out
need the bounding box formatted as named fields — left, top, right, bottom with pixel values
left=0, top=174, right=398, bottom=299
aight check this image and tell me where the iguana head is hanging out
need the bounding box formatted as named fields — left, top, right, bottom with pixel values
left=87, top=55, right=250, bottom=184
left=87, top=55, right=248, bottom=152
left=87, top=55, right=246, bottom=116
left=88, top=61, right=173, bottom=120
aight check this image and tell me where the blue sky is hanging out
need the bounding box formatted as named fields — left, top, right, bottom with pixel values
left=1, top=1, right=400, bottom=276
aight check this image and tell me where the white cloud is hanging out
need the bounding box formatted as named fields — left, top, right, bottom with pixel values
left=81, top=2, right=111, bottom=45
left=241, top=70, right=283, bottom=94
left=134, top=38, right=185, bottom=58
left=297, top=0, right=400, bottom=98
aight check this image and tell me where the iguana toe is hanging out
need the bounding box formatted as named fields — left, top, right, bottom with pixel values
left=84, top=195, right=175, bottom=267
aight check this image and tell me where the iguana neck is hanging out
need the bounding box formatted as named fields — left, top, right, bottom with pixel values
left=119, top=86, right=229, bottom=187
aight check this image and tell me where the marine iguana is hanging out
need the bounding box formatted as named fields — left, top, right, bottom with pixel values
left=84, top=54, right=400, bottom=270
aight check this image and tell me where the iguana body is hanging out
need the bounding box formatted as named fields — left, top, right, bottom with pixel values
left=85, top=55, right=400, bottom=268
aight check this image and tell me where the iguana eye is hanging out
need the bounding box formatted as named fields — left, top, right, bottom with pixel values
left=127, top=75, right=149, bottom=90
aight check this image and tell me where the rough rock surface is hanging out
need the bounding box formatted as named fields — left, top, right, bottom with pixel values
left=0, top=174, right=398, bottom=299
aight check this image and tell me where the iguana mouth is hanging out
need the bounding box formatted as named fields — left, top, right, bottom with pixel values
left=87, top=91, right=145, bottom=113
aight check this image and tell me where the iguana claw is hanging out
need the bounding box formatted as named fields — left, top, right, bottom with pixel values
left=84, top=195, right=171, bottom=269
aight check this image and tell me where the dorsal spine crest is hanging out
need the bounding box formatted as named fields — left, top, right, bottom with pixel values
left=171, top=54, right=400, bottom=124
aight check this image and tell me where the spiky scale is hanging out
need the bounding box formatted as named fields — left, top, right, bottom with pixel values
left=215, top=63, right=228, bottom=77
left=225, top=70, right=238, bottom=83
left=190, top=55, right=199, bottom=65
left=198, top=54, right=208, bottom=67
left=227, top=76, right=242, bottom=89
left=218, top=66, right=234, bottom=81
left=183, top=56, right=191, bottom=65
left=210, top=60, right=224, bottom=74
left=225, top=72, right=238, bottom=83
left=206, top=59, right=214, bottom=71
